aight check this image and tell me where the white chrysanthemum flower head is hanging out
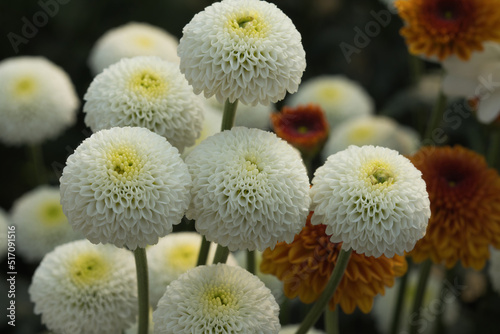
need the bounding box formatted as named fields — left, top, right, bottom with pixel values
left=153, top=263, right=280, bottom=334
left=84, top=56, right=204, bottom=153
left=204, top=95, right=273, bottom=130
left=0, top=56, right=79, bottom=146
left=182, top=103, right=223, bottom=157
left=0, top=209, right=9, bottom=260
left=323, top=115, right=420, bottom=158
left=10, top=186, right=81, bottom=262
left=488, top=247, right=500, bottom=294
left=287, top=75, right=375, bottom=129
left=178, top=0, right=306, bottom=106
left=279, top=325, right=325, bottom=334
left=60, top=127, right=192, bottom=250
left=29, top=239, right=137, bottom=334
left=185, top=127, right=310, bottom=252
left=147, top=231, right=238, bottom=308
left=88, top=22, right=179, bottom=75
left=311, top=145, right=430, bottom=258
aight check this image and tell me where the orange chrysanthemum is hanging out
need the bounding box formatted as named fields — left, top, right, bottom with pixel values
left=260, top=213, right=407, bottom=314
left=408, top=145, right=500, bottom=270
left=395, top=0, right=500, bottom=60
left=270, top=104, right=329, bottom=159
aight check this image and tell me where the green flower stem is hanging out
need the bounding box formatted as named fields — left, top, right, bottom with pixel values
left=295, top=249, right=352, bottom=334
left=134, top=247, right=150, bottom=334
left=389, top=260, right=413, bottom=334
left=409, top=55, right=424, bottom=85
left=29, top=144, right=47, bottom=185
left=212, top=244, right=230, bottom=264
left=196, top=235, right=211, bottom=266
left=221, top=99, right=239, bottom=131
left=432, top=266, right=456, bottom=334
left=408, top=260, right=433, bottom=334
left=324, top=306, right=339, bottom=334
left=423, top=89, right=447, bottom=143
left=487, top=130, right=500, bottom=170
left=246, top=250, right=255, bottom=274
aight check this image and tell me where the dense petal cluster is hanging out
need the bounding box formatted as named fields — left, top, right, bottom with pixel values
left=178, top=0, right=306, bottom=105
left=0, top=56, right=79, bottom=146
left=261, top=216, right=408, bottom=314
left=60, top=127, right=192, bottom=250
left=88, top=22, right=179, bottom=75
left=408, top=145, right=500, bottom=270
left=153, top=263, right=280, bottom=334
left=323, top=115, right=420, bottom=158
left=442, top=42, right=500, bottom=123
left=29, top=240, right=137, bottom=334
left=185, top=127, right=310, bottom=251
left=286, top=75, right=374, bottom=129
left=11, top=186, right=81, bottom=262
left=395, top=0, right=500, bottom=60
left=84, top=56, right=204, bottom=153
left=311, top=145, right=430, bottom=257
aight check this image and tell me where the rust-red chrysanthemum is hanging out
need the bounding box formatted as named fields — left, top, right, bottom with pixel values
left=395, top=0, right=500, bottom=60
left=408, top=145, right=500, bottom=270
left=270, top=104, right=329, bottom=160
left=260, top=213, right=407, bottom=314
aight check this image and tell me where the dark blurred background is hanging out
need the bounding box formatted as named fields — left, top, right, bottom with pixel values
left=1, top=1, right=497, bottom=333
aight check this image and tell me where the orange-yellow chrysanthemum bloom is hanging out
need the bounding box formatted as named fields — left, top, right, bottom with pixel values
left=395, top=0, right=500, bottom=60
left=261, top=213, right=407, bottom=314
left=409, top=145, right=500, bottom=270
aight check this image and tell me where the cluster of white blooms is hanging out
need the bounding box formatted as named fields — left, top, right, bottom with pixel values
left=29, top=240, right=137, bottom=334
left=178, top=0, right=306, bottom=105
left=153, top=263, right=281, bottom=334
left=11, top=186, right=81, bottom=262
left=311, top=145, right=430, bottom=258
left=60, top=127, right=192, bottom=250
left=88, top=22, right=179, bottom=75
left=0, top=56, right=79, bottom=146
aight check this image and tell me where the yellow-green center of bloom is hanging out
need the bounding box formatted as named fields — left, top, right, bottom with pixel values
left=167, top=244, right=198, bottom=271
left=243, top=154, right=262, bottom=175
left=348, top=125, right=375, bottom=144
left=39, top=200, right=66, bottom=226
left=130, top=70, right=167, bottom=99
left=227, top=11, right=268, bottom=39
left=134, top=35, right=154, bottom=48
left=107, top=145, right=144, bottom=183
left=202, top=283, right=237, bottom=316
left=362, top=160, right=395, bottom=187
left=319, top=86, right=340, bottom=100
left=70, top=252, right=108, bottom=286
left=13, top=76, right=37, bottom=97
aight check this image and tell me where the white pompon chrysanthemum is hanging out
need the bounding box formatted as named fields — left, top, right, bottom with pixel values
left=178, top=0, right=306, bottom=106
left=147, top=232, right=238, bottom=308
left=11, top=186, right=81, bottom=262
left=88, top=22, right=179, bottom=75
left=185, top=127, right=310, bottom=252
left=311, top=145, right=430, bottom=258
left=153, top=263, right=280, bottom=334
left=0, top=56, right=79, bottom=146
left=287, top=75, right=374, bottom=129
left=84, top=56, right=204, bottom=153
left=323, top=115, right=420, bottom=158
left=60, top=127, right=192, bottom=250
left=29, top=240, right=137, bottom=334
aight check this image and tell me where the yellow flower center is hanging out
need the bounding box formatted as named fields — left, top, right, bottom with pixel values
left=362, top=160, right=395, bottom=187
left=130, top=69, right=167, bottom=99
left=319, top=86, right=340, bottom=101
left=107, top=145, right=144, bottom=183
left=348, top=125, right=375, bottom=144
left=13, top=76, right=37, bottom=97
left=167, top=244, right=198, bottom=271
left=243, top=154, right=262, bottom=175
left=202, top=284, right=236, bottom=316
left=134, top=35, right=154, bottom=48
left=70, top=252, right=108, bottom=287
left=39, top=200, right=66, bottom=226
left=227, top=11, right=268, bottom=39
